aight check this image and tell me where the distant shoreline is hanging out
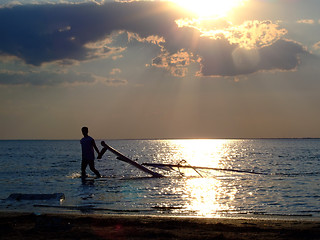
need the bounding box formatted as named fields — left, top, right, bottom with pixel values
left=1, top=138, right=320, bottom=141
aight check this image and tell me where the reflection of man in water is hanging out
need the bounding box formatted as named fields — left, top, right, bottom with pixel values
left=80, top=127, right=101, bottom=178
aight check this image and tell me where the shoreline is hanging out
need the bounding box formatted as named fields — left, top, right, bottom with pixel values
left=1, top=212, right=320, bottom=240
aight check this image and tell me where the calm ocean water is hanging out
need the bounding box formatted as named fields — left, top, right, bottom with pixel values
left=0, top=139, right=320, bottom=219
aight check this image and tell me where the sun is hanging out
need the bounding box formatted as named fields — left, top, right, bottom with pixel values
left=171, top=0, right=247, bottom=18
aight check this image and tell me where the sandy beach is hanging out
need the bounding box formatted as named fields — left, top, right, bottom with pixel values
left=1, top=212, right=320, bottom=240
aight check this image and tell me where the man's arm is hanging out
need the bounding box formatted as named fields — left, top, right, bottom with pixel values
left=92, top=140, right=100, bottom=155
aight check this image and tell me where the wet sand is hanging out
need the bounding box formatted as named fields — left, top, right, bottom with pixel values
left=1, top=212, right=320, bottom=240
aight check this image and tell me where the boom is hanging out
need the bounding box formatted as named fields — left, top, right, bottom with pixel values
left=142, top=163, right=267, bottom=175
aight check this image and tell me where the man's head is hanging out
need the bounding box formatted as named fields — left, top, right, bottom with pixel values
left=81, top=127, right=89, bottom=136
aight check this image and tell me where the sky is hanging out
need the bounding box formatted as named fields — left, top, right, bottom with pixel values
left=0, top=0, right=320, bottom=139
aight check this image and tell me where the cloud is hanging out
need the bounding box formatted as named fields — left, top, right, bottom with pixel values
left=0, top=68, right=130, bottom=87
left=110, top=68, right=121, bottom=75
left=197, top=38, right=307, bottom=77
left=314, top=41, right=320, bottom=50
left=297, top=19, right=315, bottom=24
left=151, top=50, right=192, bottom=77
left=0, top=1, right=184, bottom=66
left=0, top=1, right=310, bottom=78
left=0, top=69, right=100, bottom=86
left=155, top=19, right=307, bottom=77
left=104, top=78, right=128, bottom=86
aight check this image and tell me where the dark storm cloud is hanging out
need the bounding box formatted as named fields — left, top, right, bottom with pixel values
left=0, top=1, right=309, bottom=77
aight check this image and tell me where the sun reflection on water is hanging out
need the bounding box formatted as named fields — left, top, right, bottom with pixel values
left=167, top=139, right=238, bottom=217
left=183, top=178, right=234, bottom=217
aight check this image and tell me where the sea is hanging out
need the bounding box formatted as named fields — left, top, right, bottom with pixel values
left=0, top=139, right=320, bottom=220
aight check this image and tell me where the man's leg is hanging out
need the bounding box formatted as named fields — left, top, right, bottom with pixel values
left=81, top=159, right=88, bottom=178
left=88, top=160, right=101, bottom=178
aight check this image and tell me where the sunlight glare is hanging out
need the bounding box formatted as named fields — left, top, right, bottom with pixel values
left=171, top=0, right=247, bottom=18
left=167, top=139, right=239, bottom=216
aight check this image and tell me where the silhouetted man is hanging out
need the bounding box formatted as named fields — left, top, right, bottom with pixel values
left=80, top=127, right=101, bottom=178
